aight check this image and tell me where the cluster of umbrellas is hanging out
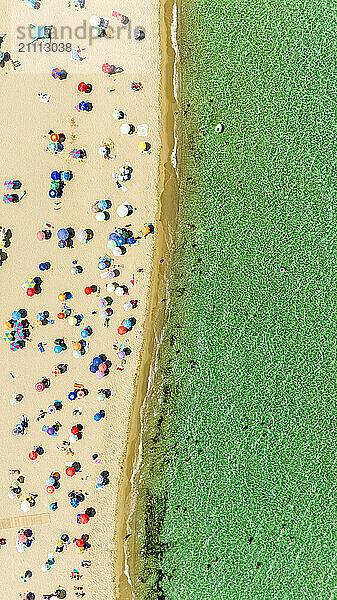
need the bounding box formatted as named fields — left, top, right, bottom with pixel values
left=55, top=533, right=70, bottom=554
left=3, top=310, right=31, bottom=351
left=16, top=528, right=34, bottom=553
left=68, top=387, right=87, bottom=401
left=117, top=317, right=135, bottom=336
left=49, top=170, right=72, bottom=199
left=76, top=506, right=96, bottom=524
left=107, top=228, right=136, bottom=257
left=69, top=423, right=84, bottom=443
left=91, top=198, right=112, bottom=221
left=76, top=100, right=93, bottom=112
left=89, top=354, right=111, bottom=378
left=46, top=471, right=61, bottom=494
left=22, top=276, right=43, bottom=297
left=12, top=415, right=29, bottom=436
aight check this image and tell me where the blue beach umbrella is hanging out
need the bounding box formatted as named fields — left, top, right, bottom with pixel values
left=98, top=261, right=106, bottom=270
left=96, top=200, right=108, bottom=211
left=122, top=319, right=132, bottom=330
left=79, top=101, right=88, bottom=111
left=54, top=345, right=63, bottom=353
left=70, top=497, right=79, bottom=508
left=51, top=171, right=61, bottom=181
left=93, top=356, right=102, bottom=366
left=89, top=364, right=98, bottom=373
left=127, top=237, right=135, bottom=245
left=57, top=228, right=69, bottom=240
left=68, top=391, right=77, bottom=401
left=12, top=311, right=21, bottom=321
left=94, top=413, right=101, bottom=421
left=48, top=142, right=58, bottom=152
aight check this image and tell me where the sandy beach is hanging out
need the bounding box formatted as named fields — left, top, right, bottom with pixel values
left=0, top=0, right=162, bottom=597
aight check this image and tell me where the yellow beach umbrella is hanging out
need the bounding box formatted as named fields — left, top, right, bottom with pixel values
left=138, top=141, right=146, bottom=152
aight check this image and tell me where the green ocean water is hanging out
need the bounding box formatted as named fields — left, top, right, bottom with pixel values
left=133, top=1, right=337, bottom=598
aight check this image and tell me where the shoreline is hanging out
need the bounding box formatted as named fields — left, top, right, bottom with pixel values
left=113, top=0, right=179, bottom=595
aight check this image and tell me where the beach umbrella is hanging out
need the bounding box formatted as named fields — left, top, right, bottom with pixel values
left=98, top=362, right=107, bottom=372
left=93, top=356, right=102, bottom=366
left=81, top=329, right=89, bottom=338
left=46, top=485, right=55, bottom=494
left=117, top=350, right=126, bottom=359
left=107, top=240, right=117, bottom=250
left=57, top=312, right=66, bottom=320
left=39, top=262, right=49, bottom=271
left=142, top=224, right=151, bottom=235
left=57, top=228, right=69, bottom=240
left=113, top=109, right=125, bottom=120
left=118, top=325, right=127, bottom=335
left=84, top=286, right=93, bottom=295
left=35, top=381, right=45, bottom=392
left=10, top=342, right=21, bottom=351
left=3, top=321, right=12, bottom=331
left=3, top=332, right=14, bottom=342
left=8, top=489, right=15, bottom=499
left=96, top=212, right=105, bottom=222
left=3, top=194, right=15, bottom=204
left=76, top=229, right=87, bottom=242
left=115, top=286, right=124, bottom=296
left=102, top=63, right=113, bottom=73
left=79, top=101, right=88, bottom=112
left=48, top=142, right=58, bottom=152
left=138, top=141, right=147, bottom=152
left=94, top=412, right=102, bottom=421
left=71, top=149, right=81, bottom=159
left=99, top=309, right=109, bottom=319
left=122, top=319, right=132, bottom=329
left=127, top=237, right=135, bottom=245
left=68, top=391, right=77, bottom=400
left=71, top=497, right=79, bottom=508
left=66, top=466, right=76, bottom=477
left=73, top=341, right=82, bottom=351
left=78, top=82, right=87, bottom=92
left=68, top=316, right=77, bottom=326
left=71, top=426, right=79, bottom=435
left=90, top=364, right=98, bottom=373
left=79, top=513, right=90, bottom=524
left=117, top=204, right=128, bottom=217
left=47, top=427, right=55, bottom=435
left=26, top=288, right=35, bottom=297
left=113, top=247, right=122, bottom=257
left=96, top=199, right=108, bottom=211
left=54, top=345, right=63, bottom=353
left=96, top=370, right=105, bottom=379
left=21, top=500, right=30, bottom=513
left=73, top=350, right=81, bottom=358
left=29, top=451, right=38, bottom=461
left=51, top=170, right=61, bottom=180
left=50, top=132, right=59, bottom=142
left=98, top=260, right=107, bottom=270
left=99, top=298, right=108, bottom=308
left=76, top=539, right=84, bottom=547
left=37, top=231, right=45, bottom=241
left=47, top=477, right=55, bottom=486
left=23, top=278, right=35, bottom=290
left=120, top=123, right=131, bottom=134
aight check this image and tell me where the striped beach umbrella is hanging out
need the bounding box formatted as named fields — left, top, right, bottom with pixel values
left=10, top=342, right=21, bottom=352
left=3, top=332, right=14, bottom=343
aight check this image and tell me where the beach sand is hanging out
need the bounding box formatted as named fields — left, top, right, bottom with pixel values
left=0, top=0, right=161, bottom=598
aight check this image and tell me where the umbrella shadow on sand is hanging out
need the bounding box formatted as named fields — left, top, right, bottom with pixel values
left=0, top=250, right=8, bottom=266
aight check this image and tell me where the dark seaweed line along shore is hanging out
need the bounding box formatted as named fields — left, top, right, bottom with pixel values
left=130, top=0, right=337, bottom=599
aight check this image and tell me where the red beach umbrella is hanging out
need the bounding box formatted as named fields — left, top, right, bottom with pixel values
left=78, top=514, right=89, bottom=524
left=102, top=63, right=112, bottom=74
left=71, top=426, right=79, bottom=435
left=66, top=466, right=76, bottom=477
left=57, top=312, right=65, bottom=320
left=118, top=325, right=127, bottom=335
left=29, top=451, right=38, bottom=461
left=46, top=485, right=55, bottom=494
left=78, top=82, right=87, bottom=92
left=26, top=288, right=35, bottom=297
left=50, top=133, right=59, bottom=142
left=84, top=286, right=92, bottom=295
left=35, top=381, right=45, bottom=392
left=76, top=539, right=84, bottom=547
left=36, top=231, right=45, bottom=241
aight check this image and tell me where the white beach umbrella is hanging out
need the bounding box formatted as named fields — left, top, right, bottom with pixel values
left=124, top=301, right=133, bottom=311
left=8, top=489, right=15, bottom=499
left=117, top=204, right=129, bottom=217
left=120, top=123, right=131, bottom=134
left=96, top=212, right=106, bottom=222
left=89, top=15, right=99, bottom=26
left=115, top=286, right=124, bottom=297
left=112, top=247, right=122, bottom=256
left=21, top=500, right=30, bottom=513
left=98, top=146, right=108, bottom=156
left=76, top=229, right=87, bottom=242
